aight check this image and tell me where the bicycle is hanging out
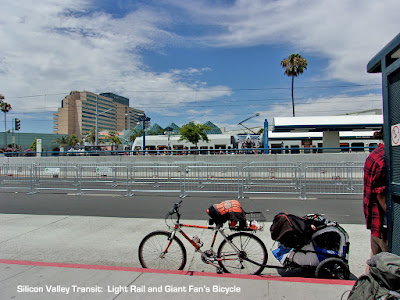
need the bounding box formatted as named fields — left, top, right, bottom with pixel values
left=138, top=200, right=268, bottom=275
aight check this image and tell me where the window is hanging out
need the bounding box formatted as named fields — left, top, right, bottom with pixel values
left=340, top=143, right=350, bottom=153
left=351, top=142, right=364, bottom=152
left=271, top=144, right=282, bottom=154
left=290, top=145, right=300, bottom=154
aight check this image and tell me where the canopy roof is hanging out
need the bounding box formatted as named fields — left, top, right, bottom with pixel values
left=272, top=115, right=383, bottom=132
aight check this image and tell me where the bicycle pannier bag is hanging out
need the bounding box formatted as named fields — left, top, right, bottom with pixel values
left=270, top=212, right=314, bottom=249
left=207, top=200, right=246, bottom=226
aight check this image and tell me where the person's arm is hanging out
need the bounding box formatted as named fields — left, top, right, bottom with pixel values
left=376, top=193, right=386, bottom=212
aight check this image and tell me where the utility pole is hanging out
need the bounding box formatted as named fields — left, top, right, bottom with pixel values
left=95, top=95, right=98, bottom=148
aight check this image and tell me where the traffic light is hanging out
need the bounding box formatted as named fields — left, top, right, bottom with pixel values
left=15, top=118, right=20, bottom=131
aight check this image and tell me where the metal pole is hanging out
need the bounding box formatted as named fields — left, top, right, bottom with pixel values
left=143, top=116, right=146, bottom=154
left=95, top=95, right=98, bottom=147
left=264, top=119, right=269, bottom=154
left=12, top=118, right=14, bottom=150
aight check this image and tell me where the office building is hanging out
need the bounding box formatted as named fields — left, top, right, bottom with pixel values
left=53, top=91, right=145, bottom=138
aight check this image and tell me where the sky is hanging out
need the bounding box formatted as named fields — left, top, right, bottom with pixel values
left=0, top=0, right=399, bottom=134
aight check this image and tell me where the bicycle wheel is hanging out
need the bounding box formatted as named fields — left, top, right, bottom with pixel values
left=217, top=232, right=267, bottom=275
left=315, top=257, right=350, bottom=280
left=138, top=230, right=187, bottom=270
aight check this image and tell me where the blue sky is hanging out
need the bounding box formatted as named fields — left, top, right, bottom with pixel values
left=1, top=0, right=399, bottom=134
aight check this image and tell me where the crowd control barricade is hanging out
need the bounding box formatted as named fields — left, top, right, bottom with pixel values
left=0, top=164, right=34, bottom=193
left=130, top=165, right=183, bottom=196
left=33, top=165, right=79, bottom=194
left=303, top=165, right=364, bottom=197
left=183, top=165, right=240, bottom=198
left=79, top=165, right=130, bottom=195
left=242, top=165, right=301, bottom=198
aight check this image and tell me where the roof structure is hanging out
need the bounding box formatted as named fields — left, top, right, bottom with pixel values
left=204, top=121, right=222, bottom=134
left=272, top=115, right=383, bottom=132
left=149, top=123, right=164, bottom=134
left=166, top=123, right=180, bottom=135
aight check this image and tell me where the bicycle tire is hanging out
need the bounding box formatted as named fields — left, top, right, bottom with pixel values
left=217, top=232, right=267, bottom=275
left=138, top=230, right=187, bottom=270
left=315, top=257, right=350, bottom=280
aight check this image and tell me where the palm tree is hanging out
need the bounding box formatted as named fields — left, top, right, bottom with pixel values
left=68, top=134, right=82, bottom=147
left=54, top=135, right=69, bottom=152
left=105, top=131, right=122, bottom=150
left=0, top=99, right=12, bottom=148
left=84, top=127, right=96, bottom=144
left=281, top=54, right=308, bottom=117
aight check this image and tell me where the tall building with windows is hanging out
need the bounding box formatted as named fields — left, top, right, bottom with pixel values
left=53, top=91, right=145, bottom=138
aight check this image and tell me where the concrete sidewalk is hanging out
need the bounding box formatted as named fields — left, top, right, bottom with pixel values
left=0, top=214, right=368, bottom=299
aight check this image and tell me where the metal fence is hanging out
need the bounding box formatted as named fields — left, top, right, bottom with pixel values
left=243, top=165, right=301, bottom=197
left=0, top=162, right=365, bottom=199
left=0, top=164, right=33, bottom=193
left=33, top=165, right=79, bottom=193
left=183, top=165, right=240, bottom=198
left=130, top=165, right=183, bottom=196
left=79, top=165, right=130, bottom=195
left=303, top=165, right=364, bottom=196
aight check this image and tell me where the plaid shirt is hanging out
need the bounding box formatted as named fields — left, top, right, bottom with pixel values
left=363, top=143, right=386, bottom=238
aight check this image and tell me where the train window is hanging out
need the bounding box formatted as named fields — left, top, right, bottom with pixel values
left=215, top=144, right=226, bottom=150
left=317, top=143, right=323, bottom=153
left=340, top=143, right=350, bottom=153
left=271, top=144, right=282, bottom=154
left=369, top=143, right=378, bottom=152
left=351, top=142, right=364, bottom=152
left=290, top=145, right=300, bottom=154
left=200, top=146, right=208, bottom=155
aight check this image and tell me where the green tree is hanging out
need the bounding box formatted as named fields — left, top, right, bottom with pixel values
left=178, top=121, right=210, bottom=147
left=105, top=130, right=122, bottom=149
left=281, top=54, right=308, bottom=117
left=84, top=127, right=96, bottom=144
left=54, top=135, right=69, bottom=148
left=29, top=138, right=43, bottom=151
left=68, top=134, right=82, bottom=146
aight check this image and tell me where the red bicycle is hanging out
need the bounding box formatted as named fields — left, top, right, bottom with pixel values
left=138, top=200, right=267, bottom=275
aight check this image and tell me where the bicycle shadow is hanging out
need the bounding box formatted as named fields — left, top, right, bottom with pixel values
left=273, top=267, right=358, bottom=280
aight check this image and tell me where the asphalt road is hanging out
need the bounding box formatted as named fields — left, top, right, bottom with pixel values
left=0, top=191, right=365, bottom=224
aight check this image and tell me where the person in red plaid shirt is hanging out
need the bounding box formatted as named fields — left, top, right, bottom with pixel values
left=363, top=128, right=387, bottom=264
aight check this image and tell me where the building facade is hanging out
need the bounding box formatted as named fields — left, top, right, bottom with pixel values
left=53, top=91, right=145, bottom=138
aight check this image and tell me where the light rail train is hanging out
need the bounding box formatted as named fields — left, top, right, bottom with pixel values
left=132, top=131, right=379, bottom=154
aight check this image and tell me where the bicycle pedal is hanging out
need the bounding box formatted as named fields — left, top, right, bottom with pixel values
left=216, top=267, right=224, bottom=274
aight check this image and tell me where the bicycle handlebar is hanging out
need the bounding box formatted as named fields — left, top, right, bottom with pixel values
left=168, top=200, right=183, bottom=216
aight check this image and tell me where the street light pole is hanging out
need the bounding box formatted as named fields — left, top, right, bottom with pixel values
left=95, top=95, right=98, bottom=147
left=142, top=115, right=146, bottom=154
left=140, top=114, right=150, bottom=154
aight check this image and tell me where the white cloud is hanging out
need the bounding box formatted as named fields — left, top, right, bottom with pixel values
left=255, top=93, right=383, bottom=122
left=169, top=0, right=400, bottom=84
left=0, top=0, right=231, bottom=115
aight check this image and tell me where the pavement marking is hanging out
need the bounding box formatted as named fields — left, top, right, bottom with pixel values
left=248, top=197, right=318, bottom=200
left=67, top=194, right=123, bottom=197
left=0, top=259, right=355, bottom=286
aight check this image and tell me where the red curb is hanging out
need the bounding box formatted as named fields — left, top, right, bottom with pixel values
left=0, top=259, right=355, bottom=286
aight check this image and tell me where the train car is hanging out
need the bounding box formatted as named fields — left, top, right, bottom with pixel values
left=131, top=130, right=379, bottom=154
left=267, top=130, right=378, bottom=154
left=132, top=133, right=236, bottom=153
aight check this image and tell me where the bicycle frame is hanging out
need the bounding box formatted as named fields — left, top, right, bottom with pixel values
left=167, top=222, right=235, bottom=269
